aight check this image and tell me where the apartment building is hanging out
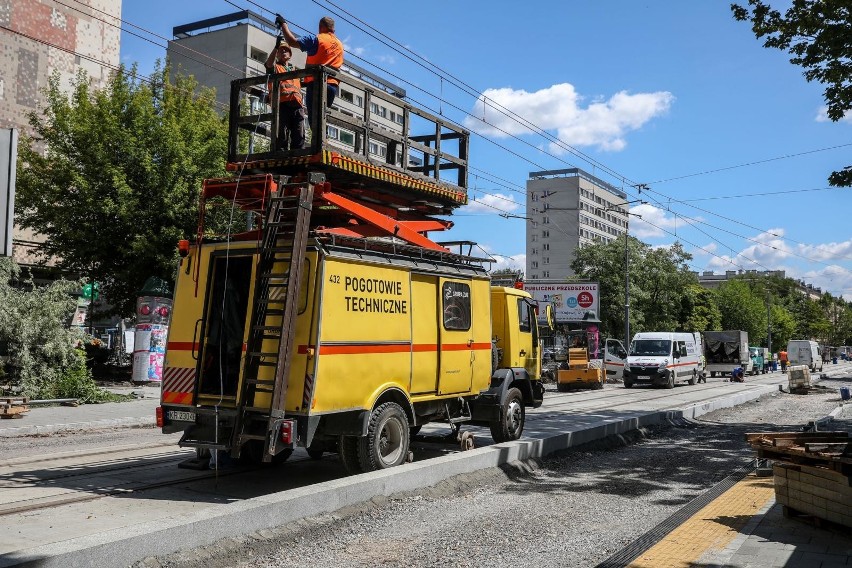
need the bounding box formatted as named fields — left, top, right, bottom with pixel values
left=526, top=168, right=629, bottom=280
left=167, top=10, right=413, bottom=165
left=0, top=0, right=121, bottom=267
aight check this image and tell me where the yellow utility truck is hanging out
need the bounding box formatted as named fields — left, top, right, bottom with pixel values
left=157, top=69, right=544, bottom=473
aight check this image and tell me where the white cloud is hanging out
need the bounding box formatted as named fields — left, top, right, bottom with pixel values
left=464, top=84, right=674, bottom=152
left=461, top=192, right=522, bottom=215
left=627, top=203, right=699, bottom=239
left=815, top=106, right=852, bottom=123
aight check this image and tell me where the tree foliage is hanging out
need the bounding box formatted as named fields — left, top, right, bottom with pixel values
left=0, top=258, right=120, bottom=401
left=15, top=64, right=228, bottom=315
left=731, top=0, right=852, bottom=185
left=715, top=279, right=768, bottom=341
left=568, top=238, right=851, bottom=351
left=571, top=236, right=697, bottom=339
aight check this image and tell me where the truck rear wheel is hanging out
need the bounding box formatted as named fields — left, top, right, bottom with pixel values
left=358, top=402, right=410, bottom=472
left=490, top=387, right=524, bottom=443
left=666, top=373, right=675, bottom=389
left=338, top=435, right=362, bottom=474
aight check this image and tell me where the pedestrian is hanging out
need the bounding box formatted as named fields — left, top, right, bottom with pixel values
left=779, top=349, right=788, bottom=372
left=276, top=14, right=344, bottom=134
left=265, top=39, right=306, bottom=151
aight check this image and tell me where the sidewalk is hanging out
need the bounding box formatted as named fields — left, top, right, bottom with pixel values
left=623, top=473, right=852, bottom=568
left=0, top=384, right=160, bottom=438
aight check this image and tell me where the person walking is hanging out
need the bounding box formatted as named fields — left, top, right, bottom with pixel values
left=265, top=39, right=306, bottom=151
left=276, top=14, right=344, bottom=134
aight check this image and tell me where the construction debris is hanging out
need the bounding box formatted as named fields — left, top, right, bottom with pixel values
left=747, top=431, right=852, bottom=529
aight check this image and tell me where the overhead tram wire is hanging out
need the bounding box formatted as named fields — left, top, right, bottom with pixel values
left=63, top=0, right=250, bottom=80
left=307, top=0, right=639, bottom=189
left=0, top=24, right=230, bottom=114
left=229, top=1, right=852, bottom=274
left=229, top=0, right=852, bottom=257
left=650, top=142, right=852, bottom=185
left=231, top=0, right=639, bottom=190
left=639, top=184, right=852, bottom=266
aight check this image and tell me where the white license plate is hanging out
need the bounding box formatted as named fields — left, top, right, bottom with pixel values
left=166, top=410, right=196, bottom=422
left=638, top=375, right=651, bottom=380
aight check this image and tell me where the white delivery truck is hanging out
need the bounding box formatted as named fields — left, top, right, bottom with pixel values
left=624, top=332, right=703, bottom=389
left=787, top=340, right=823, bottom=373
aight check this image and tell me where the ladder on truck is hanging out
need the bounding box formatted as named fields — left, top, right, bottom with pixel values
left=231, top=173, right=321, bottom=462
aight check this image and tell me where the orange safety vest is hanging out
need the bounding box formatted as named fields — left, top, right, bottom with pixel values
left=268, top=63, right=303, bottom=105
left=304, top=32, right=344, bottom=86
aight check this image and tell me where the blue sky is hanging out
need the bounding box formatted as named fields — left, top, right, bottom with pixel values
left=121, top=1, right=852, bottom=300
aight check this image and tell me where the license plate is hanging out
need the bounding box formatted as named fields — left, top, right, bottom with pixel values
left=166, top=410, right=196, bottom=422
left=638, top=375, right=650, bottom=380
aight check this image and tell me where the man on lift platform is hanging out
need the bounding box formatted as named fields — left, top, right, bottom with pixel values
left=275, top=13, right=344, bottom=132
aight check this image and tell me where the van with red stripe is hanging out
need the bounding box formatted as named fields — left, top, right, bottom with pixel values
left=623, top=332, right=703, bottom=389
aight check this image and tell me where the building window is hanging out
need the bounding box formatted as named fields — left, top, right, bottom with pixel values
left=531, top=192, right=538, bottom=201
left=542, top=230, right=549, bottom=238
left=531, top=234, right=537, bottom=242
left=543, top=243, right=550, bottom=251
left=368, top=140, right=387, bottom=158
left=531, top=248, right=538, bottom=255
left=543, top=257, right=550, bottom=264
left=339, top=88, right=364, bottom=108
left=542, top=271, right=550, bottom=278
left=542, top=216, right=550, bottom=224
left=327, top=125, right=356, bottom=147
left=250, top=47, right=267, bottom=63
left=531, top=261, right=538, bottom=269
left=370, top=102, right=387, bottom=118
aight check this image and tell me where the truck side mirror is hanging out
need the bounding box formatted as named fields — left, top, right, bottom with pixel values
left=618, top=349, right=627, bottom=359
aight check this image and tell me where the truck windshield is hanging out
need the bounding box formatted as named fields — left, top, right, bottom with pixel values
left=629, top=340, right=671, bottom=356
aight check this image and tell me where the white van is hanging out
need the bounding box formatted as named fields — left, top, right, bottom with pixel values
left=787, top=340, right=823, bottom=373
left=624, top=332, right=703, bottom=389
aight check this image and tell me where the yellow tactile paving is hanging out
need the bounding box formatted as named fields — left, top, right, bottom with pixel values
left=628, top=474, right=776, bottom=568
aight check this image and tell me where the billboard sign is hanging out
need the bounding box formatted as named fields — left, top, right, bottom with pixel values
left=523, top=280, right=599, bottom=323
left=0, top=128, right=17, bottom=258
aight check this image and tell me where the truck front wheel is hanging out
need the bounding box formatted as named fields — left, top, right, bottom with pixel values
left=358, top=402, right=410, bottom=472
left=490, top=387, right=524, bottom=443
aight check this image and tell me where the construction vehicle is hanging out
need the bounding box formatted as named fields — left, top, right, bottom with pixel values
left=555, top=315, right=626, bottom=391
left=156, top=64, right=545, bottom=473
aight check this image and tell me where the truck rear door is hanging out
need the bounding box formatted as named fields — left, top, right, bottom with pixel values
left=438, top=278, right=474, bottom=394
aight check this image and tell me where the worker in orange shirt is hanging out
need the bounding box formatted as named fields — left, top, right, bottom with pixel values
left=264, top=39, right=305, bottom=150
left=779, top=350, right=788, bottom=372
left=276, top=14, right=344, bottom=135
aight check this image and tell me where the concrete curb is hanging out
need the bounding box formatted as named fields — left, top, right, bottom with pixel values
left=0, top=417, right=156, bottom=438
left=0, top=387, right=767, bottom=568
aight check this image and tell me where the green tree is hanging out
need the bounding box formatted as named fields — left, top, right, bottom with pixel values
left=637, top=243, right=696, bottom=332
left=571, top=235, right=644, bottom=340
left=714, top=279, right=768, bottom=341
left=769, top=303, right=797, bottom=352
left=0, top=258, right=119, bottom=401
left=731, top=0, right=852, bottom=185
left=15, top=65, right=228, bottom=316
left=681, top=284, right=722, bottom=332
left=571, top=236, right=699, bottom=339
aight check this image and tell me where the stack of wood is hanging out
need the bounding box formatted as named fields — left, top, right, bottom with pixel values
left=0, top=397, right=30, bottom=419
left=747, top=431, right=852, bottom=529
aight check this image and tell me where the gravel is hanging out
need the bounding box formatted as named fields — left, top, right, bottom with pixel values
left=137, top=381, right=851, bottom=568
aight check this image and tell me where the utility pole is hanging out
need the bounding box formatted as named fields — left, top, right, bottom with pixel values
left=766, top=293, right=772, bottom=352
left=624, top=232, right=630, bottom=348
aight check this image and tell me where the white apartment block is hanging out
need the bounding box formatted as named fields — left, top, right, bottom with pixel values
left=526, top=168, right=629, bottom=280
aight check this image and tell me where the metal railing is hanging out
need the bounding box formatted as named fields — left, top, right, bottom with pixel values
left=227, top=66, right=469, bottom=190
